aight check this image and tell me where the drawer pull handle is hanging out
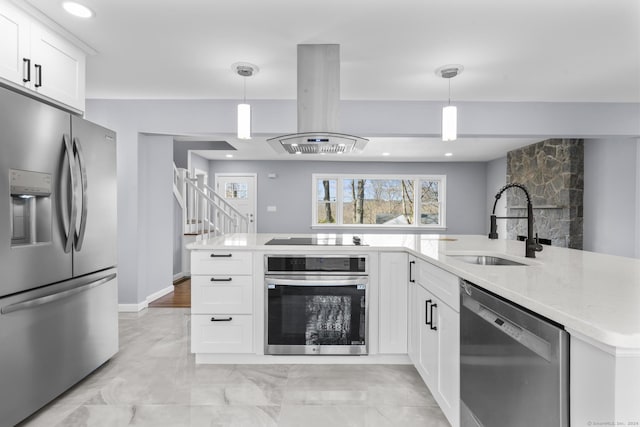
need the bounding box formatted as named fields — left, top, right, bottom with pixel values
left=210, top=277, right=233, bottom=282
left=210, top=316, right=233, bottom=322
left=210, top=253, right=232, bottom=258
left=409, top=260, right=415, bottom=283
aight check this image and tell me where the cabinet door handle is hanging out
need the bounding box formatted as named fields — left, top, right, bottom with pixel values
left=34, top=64, right=42, bottom=87
left=210, top=277, right=233, bottom=282
left=430, top=303, right=438, bottom=331
left=425, top=299, right=432, bottom=326
left=210, top=316, right=233, bottom=322
left=210, top=253, right=232, bottom=258
left=409, top=260, right=415, bottom=283
left=23, top=58, right=31, bottom=83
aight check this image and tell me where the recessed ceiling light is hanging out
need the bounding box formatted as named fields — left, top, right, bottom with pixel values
left=382, top=152, right=390, bottom=156
left=62, top=2, right=94, bottom=18
left=225, top=154, right=233, bottom=158
left=445, top=152, right=453, bottom=157
left=295, top=151, right=302, bottom=155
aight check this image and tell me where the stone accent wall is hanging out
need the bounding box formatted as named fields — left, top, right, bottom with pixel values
left=506, top=139, right=584, bottom=249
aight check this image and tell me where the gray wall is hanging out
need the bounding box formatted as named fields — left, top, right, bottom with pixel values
left=139, top=135, right=175, bottom=299
left=208, top=160, right=488, bottom=234
left=173, top=140, right=221, bottom=169
left=190, top=152, right=210, bottom=177
left=583, top=138, right=638, bottom=257
left=84, top=98, right=640, bottom=305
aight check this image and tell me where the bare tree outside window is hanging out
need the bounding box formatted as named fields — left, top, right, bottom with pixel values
left=317, top=179, right=337, bottom=223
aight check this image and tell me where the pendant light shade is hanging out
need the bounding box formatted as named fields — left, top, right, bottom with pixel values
left=442, top=105, right=457, bottom=142
left=232, top=62, right=259, bottom=140
left=237, top=103, right=251, bottom=140
left=436, top=65, right=463, bottom=142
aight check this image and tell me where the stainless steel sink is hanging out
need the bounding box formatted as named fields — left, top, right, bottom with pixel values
left=449, top=255, right=527, bottom=266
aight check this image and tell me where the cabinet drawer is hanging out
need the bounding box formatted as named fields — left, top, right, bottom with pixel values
left=191, top=251, right=253, bottom=275
left=416, top=259, right=459, bottom=312
left=191, top=314, right=253, bottom=353
left=191, top=275, right=253, bottom=314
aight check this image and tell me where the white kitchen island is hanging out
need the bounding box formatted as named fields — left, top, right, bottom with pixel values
left=187, top=233, right=640, bottom=427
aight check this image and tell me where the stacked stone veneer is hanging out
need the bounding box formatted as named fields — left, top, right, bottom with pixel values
left=506, top=139, right=584, bottom=249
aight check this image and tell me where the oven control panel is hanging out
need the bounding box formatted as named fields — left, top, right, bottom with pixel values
left=266, top=255, right=367, bottom=274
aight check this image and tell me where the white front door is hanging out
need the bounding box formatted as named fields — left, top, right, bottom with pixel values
left=215, top=174, right=257, bottom=232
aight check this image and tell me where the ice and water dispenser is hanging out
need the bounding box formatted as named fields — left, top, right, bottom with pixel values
left=10, top=169, right=52, bottom=246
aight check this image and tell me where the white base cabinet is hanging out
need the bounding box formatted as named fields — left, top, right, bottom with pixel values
left=378, top=252, right=408, bottom=354
left=190, top=251, right=254, bottom=354
left=410, top=258, right=460, bottom=427
left=191, top=314, right=253, bottom=353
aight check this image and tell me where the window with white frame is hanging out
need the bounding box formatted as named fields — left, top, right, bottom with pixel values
left=312, top=174, right=446, bottom=228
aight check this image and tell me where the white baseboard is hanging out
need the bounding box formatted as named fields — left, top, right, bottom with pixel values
left=118, top=301, right=148, bottom=312
left=118, top=284, right=174, bottom=312
left=173, top=272, right=190, bottom=281
left=146, top=284, right=174, bottom=303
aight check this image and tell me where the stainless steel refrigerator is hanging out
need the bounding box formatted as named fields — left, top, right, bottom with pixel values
left=0, top=86, right=118, bottom=427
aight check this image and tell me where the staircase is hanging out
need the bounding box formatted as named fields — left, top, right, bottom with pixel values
left=173, top=164, right=250, bottom=239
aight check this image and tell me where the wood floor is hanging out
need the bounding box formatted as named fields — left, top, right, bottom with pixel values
left=148, top=278, right=191, bottom=308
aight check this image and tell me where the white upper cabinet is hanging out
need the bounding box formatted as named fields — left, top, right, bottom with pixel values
left=30, top=24, right=85, bottom=111
left=0, top=2, right=29, bottom=85
left=0, top=1, right=86, bottom=112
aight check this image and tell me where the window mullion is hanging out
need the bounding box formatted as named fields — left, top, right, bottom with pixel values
left=336, top=177, right=343, bottom=225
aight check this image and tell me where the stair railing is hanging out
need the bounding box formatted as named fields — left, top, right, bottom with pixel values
left=173, top=165, right=249, bottom=236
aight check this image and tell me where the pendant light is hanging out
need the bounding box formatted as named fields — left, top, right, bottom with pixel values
left=232, top=63, right=259, bottom=140
left=436, top=65, right=463, bottom=142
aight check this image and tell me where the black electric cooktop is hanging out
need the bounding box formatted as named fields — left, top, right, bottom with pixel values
left=264, top=236, right=366, bottom=246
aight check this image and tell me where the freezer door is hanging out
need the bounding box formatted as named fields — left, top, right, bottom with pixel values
left=0, top=87, right=73, bottom=297
left=70, top=116, right=117, bottom=276
left=0, top=269, right=118, bottom=427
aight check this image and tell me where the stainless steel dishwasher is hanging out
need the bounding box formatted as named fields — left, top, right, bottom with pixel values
left=460, top=280, right=569, bottom=427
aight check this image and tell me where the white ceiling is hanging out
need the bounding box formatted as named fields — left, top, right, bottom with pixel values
left=21, top=0, right=640, bottom=161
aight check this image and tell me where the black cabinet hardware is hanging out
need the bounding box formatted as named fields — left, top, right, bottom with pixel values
left=429, top=303, right=438, bottom=330
left=210, top=253, right=232, bottom=258
left=210, top=316, right=233, bottom=322
left=210, top=277, right=233, bottom=282
left=409, top=260, right=415, bottom=283
left=23, top=58, right=30, bottom=83
left=34, top=64, right=42, bottom=87
left=425, top=299, right=432, bottom=326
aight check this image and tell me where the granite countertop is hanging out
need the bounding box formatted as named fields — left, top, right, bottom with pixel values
left=187, top=233, right=640, bottom=350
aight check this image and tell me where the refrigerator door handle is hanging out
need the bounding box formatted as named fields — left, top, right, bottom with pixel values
left=1, top=273, right=116, bottom=315
left=62, top=134, right=78, bottom=253
left=73, top=136, right=88, bottom=251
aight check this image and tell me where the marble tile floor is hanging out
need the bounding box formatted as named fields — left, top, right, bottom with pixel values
left=19, top=308, right=449, bottom=427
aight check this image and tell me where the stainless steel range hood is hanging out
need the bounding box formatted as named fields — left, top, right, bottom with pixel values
left=267, top=44, right=368, bottom=155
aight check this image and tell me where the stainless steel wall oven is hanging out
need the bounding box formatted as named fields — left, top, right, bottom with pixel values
left=264, top=255, right=368, bottom=355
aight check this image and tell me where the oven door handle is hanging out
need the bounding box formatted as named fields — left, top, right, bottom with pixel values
left=265, top=278, right=366, bottom=287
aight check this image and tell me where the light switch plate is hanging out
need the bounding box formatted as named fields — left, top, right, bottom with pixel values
left=267, top=206, right=277, bottom=212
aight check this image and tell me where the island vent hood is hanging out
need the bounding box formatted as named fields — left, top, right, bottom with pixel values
left=267, top=44, right=368, bottom=155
